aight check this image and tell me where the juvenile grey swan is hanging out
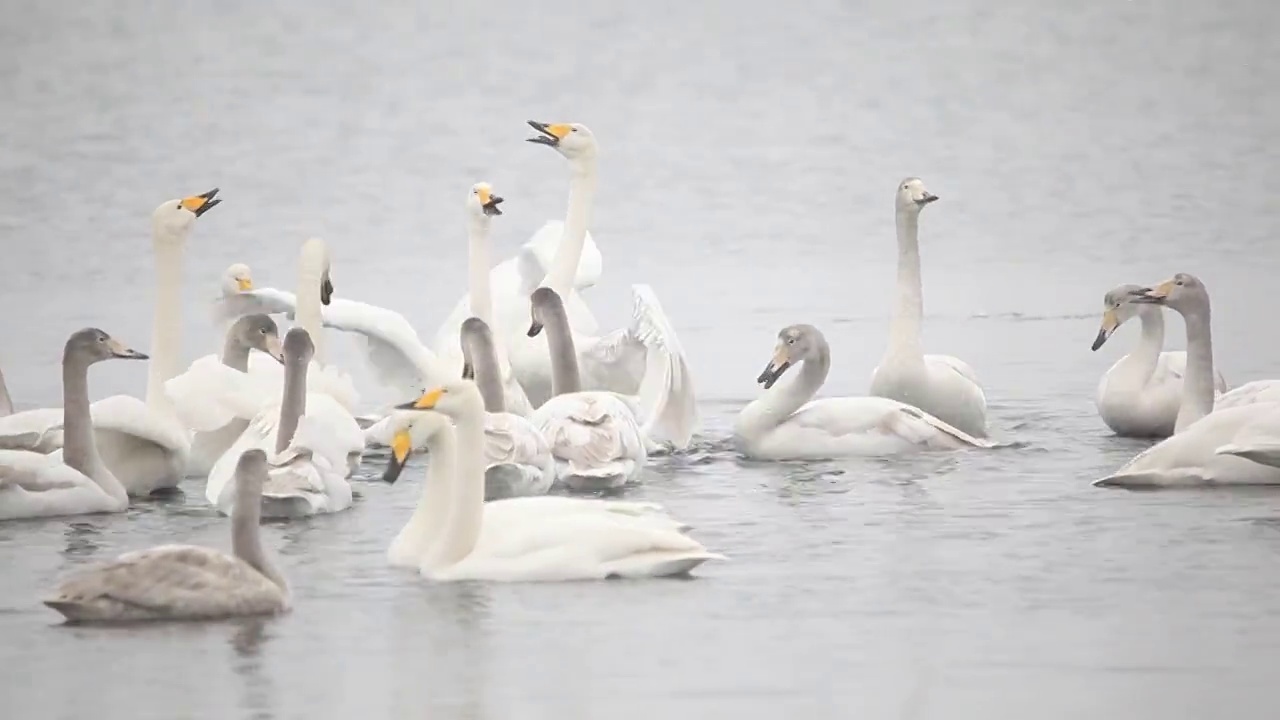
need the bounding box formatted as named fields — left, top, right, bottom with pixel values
left=0, top=329, right=147, bottom=520
left=458, top=317, right=554, bottom=500
left=43, top=448, right=290, bottom=622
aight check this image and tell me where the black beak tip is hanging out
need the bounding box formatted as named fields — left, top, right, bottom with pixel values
left=527, top=322, right=543, bottom=337
left=461, top=363, right=475, bottom=380
left=382, top=460, right=405, bottom=484
left=129, top=351, right=150, bottom=360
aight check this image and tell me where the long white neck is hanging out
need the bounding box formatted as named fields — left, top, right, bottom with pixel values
left=1176, top=307, right=1216, bottom=432
left=397, top=419, right=457, bottom=568
left=541, top=159, right=597, bottom=296
left=467, top=216, right=494, bottom=326
left=885, top=209, right=925, bottom=367
left=146, top=239, right=185, bottom=412
left=1121, top=307, right=1165, bottom=388
left=296, top=248, right=326, bottom=363
left=429, top=404, right=486, bottom=572
left=735, top=344, right=830, bottom=438
left=0, top=365, right=12, bottom=417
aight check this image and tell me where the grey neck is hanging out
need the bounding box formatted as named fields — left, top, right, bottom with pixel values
left=231, top=480, right=287, bottom=591
left=542, top=306, right=582, bottom=395
left=1177, top=307, right=1216, bottom=431
left=463, top=334, right=506, bottom=413
left=275, top=358, right=308, bottom=453
left=60, top=356, right=96, bottom=477
left=220, top=334, right=251, bottom=372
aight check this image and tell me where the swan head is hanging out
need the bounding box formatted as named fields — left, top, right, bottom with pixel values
left=1091, top=284, right=1153, bottom=351
left=467, top=182, right=504, bottom=218
left=1130, top=273, right=1210, bottom=316
left=300, top=238, right=335, bottom=305
left=895, top=178, right=938, bottom=213
left=526, top=121, right=597, bottom=163
left=222, top=263, right=254, bottom=295
left=282, top=327, right=315, bottom=366
left=459, top=317, right=496, bottom=380
left=152, top=188, right=220, bottom=241
left=394, top=381, right=485, bottom=419
left=232, top=314, right=285, bottom=364
left=527, top=286, right=565, bottom=337
left=382, top=410, right=451, bottom=484
left=65, top=328, right=148, bottom=365
left=756, top=324, right=822, bottom=390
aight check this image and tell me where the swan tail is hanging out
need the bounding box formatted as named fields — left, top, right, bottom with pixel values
left=1094, top=469, right=1209, bottom=487
left=558, top=458, right=634, bottom=493
left=601, top=550, right=726, bottom=579
left=1216, top=443, right=1280, bottom=469
left=484, top=463, right=550, bottom=500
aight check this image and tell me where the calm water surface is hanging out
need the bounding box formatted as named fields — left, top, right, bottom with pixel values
left=2, top=1, right=1279, bottom=717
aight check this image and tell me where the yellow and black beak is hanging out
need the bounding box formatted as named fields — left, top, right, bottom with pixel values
left=106, top=336, right=148, bottom=360
left=756, top=346, right=792, bottom=389
left=526, top=121, right=571, bottom=147
left=383, top=429, right=412, bottom=484
left=918, top=191, right=939, bottom=205
left=236, top=276, right=254, bottom=292
left=181, top=188, right=221, bottom=217
left=477, top=186, right=504, bottom=217
left=320, top=269, right=334, bottom=306
left=1091, top=309, right=1120, bottom=352
left=395, top=387, right=444, bottom=411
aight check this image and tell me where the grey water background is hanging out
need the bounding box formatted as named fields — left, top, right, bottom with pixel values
left=1, top=0, right=1278, bottom=717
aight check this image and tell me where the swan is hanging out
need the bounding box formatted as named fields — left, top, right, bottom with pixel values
left=205, top=328, right=357, bottom=518
left=1096, top=274, right=1280, bottom=487
left=528, top=287, right=648, bottom=492
left=211, top=263, right=297, bottom=328
left=869, top=178, right=988, bottom=438
left=0, top=363, right=12, bottom=417
left=166, top=315, right=286, bottom=476
left=0, top=192, right=218, bottom=494
left=1092, top=283, right=1228, bottom=438
left=459, top=317, right=554, bottom=499
left=734, top=324, right=994, bottom=460
left=0, top=329, right=146, bottom=520
left=385, top=381, right=724, bottom=581
left=43, top=448, right=290, bottom=622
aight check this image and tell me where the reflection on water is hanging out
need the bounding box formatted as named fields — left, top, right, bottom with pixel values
left=1, top=0, right=1280, bottom=717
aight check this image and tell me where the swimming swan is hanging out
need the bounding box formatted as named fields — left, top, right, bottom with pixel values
left=1092, top=283, right=1228, bottom=438
left=205, top=328, right=357, bottom=518
left=1097, top=274, right=1280, bottom=487
left=384, top=381, right=723, bottom=582
left=43, top=448, right=290, bottom=622
left=528, top=287, right=648, bottom=492
left=734, top=324, right=994, bottom=460
left=869, top=178, right=988, bottom=438
left=0, top=192, right=219, bottom=493
left=0, top=330, right=147, bottom=520
left=166, top=315, right=286, bottom=476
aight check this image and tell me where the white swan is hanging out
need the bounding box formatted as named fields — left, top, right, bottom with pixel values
left=211, top=263, right=297, bottom=327
left=0, top=193, right=217, bottom=493
left=528, top=288, right=647, bottom=492
left=1092, top=283, right=1228, bottom=438
left=205, top=328, right=357, bottom=518
left=735, top=324, right=994, bottom=460
left=166, top=315, right=285, bottom=476
left=869, top=178, right=988, bottom=438
left=384, top=381, right=724, bottom=581
left=459, top=317, right=554, bottom=499
left=43, top=448, right=290, bottom=622
left=0, top=330, right=146, bottom=520
left=1097, top=274, right=1280, bottom=487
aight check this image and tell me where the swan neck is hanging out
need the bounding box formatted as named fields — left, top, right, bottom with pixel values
left=464, top=335, right=506, bottom=413
left=742, top=341, right=830, bottom=432
left=60, top=356, right=97, bottom=477
left=467, top=217, right=494, bottom=326
left=887, top=210, right=925, bottom=363
left=432, top=409, right=485, bottom=568
left=296, top=257, right=326, bottom=363
left=543, top=160, right=597, bottom=295
left=275, top=359, right=308, bottom=454
left=0, top=366, right=12, bottom=416
left=231, top=483, right=285, bottom=591
left=146, top=240, right=185, bottom=411
left=543, top=305, right=581, bottom=395
left=1177, top=308, right=1215, bottom=430
left=220, top=334, right=251, bottom=372
left=1121, top=307, right=1165, bottom=383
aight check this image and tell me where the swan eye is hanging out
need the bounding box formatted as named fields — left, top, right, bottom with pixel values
left=260, top=328, right=268, bottom=335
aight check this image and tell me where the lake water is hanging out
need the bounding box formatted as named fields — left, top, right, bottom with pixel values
left=1, top=1, right=1278, bottom=717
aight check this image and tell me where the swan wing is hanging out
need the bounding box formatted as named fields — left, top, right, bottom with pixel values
left=517, top=220, right=604, bottom=293
left=319, top=298, right=448, bottom=398
left=0, top=451, right=86, bottom=491
left=1215, top=380, right=1280, bottom=410
left=484, top=412, right=552, bottom=468
left=244, top=355, right=361, bottom=413
left=577, top=285, right=697, bottom=448
left=87, top=395, right=191, bottom=455
left=164, top=355, right=267, bottom=432
left=532, top=393, right=645, bottom=472
left=0, top=408, right=64, bottom=452
left=211, top=288, right=298, bottom=325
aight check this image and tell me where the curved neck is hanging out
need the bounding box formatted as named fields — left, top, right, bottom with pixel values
left=146, top=240, right=185, bottom=411
left=465, top=337, right=506, bottom=413
left=296, top=256, right=326, bottom=364
left=432, top=408, right=485, bottom=569
left=0, top=366, right=12, bottom=416
left=275, top=359, right=308, bottom=453
left=1176, top=307, right=1216, bottom=431
left=886, top=209, right=925, bottom=364
left=231, top=481, right=286, bottom=591
left=403, top=419, right=456, bottom=559
left=220, top=335, right=251, bottom=372
left=467, top=216, right=494, bottom=326
left=542, top=307, right=582, bottom=395
left=542, top=160, right=597, bottom=295
left=740, top=343, right=830, bottom=433
left=62, top=355, right=127, bottom=504
left=1121, top=307, right=1165, bottom=386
